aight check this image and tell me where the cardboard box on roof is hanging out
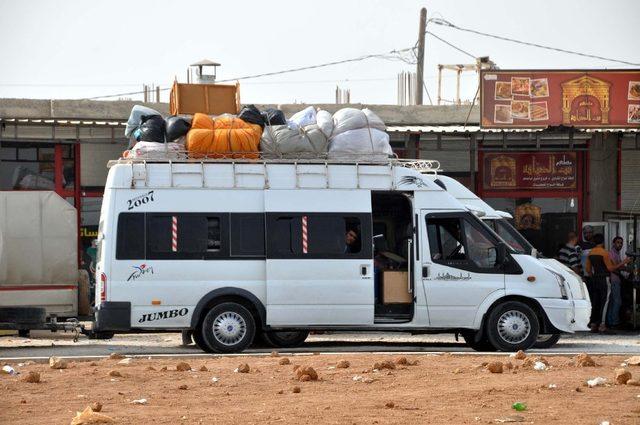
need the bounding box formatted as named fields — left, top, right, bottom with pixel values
left=170, top=80, right=240, bottom=116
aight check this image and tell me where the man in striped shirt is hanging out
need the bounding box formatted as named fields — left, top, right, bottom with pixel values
left=557, top=231, right=581, bottom=274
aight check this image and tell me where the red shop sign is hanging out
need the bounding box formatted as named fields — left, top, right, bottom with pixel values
left=480, top=69, right=640, bottom=128
left=483, top=152, right=577, bottom=190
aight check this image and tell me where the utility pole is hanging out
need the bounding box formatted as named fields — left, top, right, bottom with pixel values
left=416, top=7, right=427, bottom=105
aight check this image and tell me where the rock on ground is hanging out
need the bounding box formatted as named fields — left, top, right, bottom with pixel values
left=615, top=368, right=632, bottom=385
left=108, top=353, right=124, bottom=360
left=236, top=363, right=250, bottom=373
left=575, top=353, right=596, bottom=367
left=514, top=350, right=527, bottom=360
left=91, top=402, right=103, bottom=412
left=486, top=362, right=503, bottom=374
left=22, top=371, right=40, bottom=383
left=373, top=360, right=396, bottom=370
left=176, top=362, right=191, bottom=372
left=49, top=356, right=67, bottom=370
left=336, top=360, right=350, bottom=369
left=295, top=366, right=318, bottom=381
left=278, top=358, right=291, bottom=365
left=70, top=406, right=113, bottom=425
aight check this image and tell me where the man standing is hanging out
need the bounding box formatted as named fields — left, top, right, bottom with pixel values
left=585, top=233, right=630, bottom=333
left=557, top=231, right=581, bottom=275
left=607, top=236, right=627, bottom=328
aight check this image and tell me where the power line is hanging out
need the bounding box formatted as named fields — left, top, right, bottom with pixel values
left=84, top=47, right=417, bottom=100
left=425, top=31, right=477, bottom=60
left=429, top=18, right=640, bottom=66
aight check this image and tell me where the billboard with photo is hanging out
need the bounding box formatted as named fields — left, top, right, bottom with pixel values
left=480, top=69, right=640, bottom=128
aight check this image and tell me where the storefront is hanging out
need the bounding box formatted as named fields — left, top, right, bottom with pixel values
left=478, top=150, right=582, bottom=256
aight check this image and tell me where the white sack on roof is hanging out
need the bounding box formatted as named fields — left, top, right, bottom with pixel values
left=260, top=125, right=329, bottom=158
left=328, top=128, right=393, bottom=159
left=332, top=108, right=386, bottom=136
left=288, top=106, right=317, bottom=130
left=316, top=110, right=334, bottom=138
left=126, top=141, right=184, bottom=159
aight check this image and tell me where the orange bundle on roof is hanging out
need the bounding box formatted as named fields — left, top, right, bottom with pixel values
left=186, top=113, right=261, bottom=159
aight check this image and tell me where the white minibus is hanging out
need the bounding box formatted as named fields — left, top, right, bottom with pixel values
left=94, top=158, right=590, bottom=353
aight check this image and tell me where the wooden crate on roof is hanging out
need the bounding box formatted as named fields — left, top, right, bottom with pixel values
left=170, top=80, right=240, bottom=115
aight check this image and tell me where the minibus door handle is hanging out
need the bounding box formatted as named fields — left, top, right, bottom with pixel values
left=422, top=266, right=429, bottom=278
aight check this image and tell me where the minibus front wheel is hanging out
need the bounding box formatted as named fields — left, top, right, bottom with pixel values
left=460, top=331, right=496, bottom=352
left=485, top=301, right=540, bottom=352
left=201, top=302, right=256, bottom=353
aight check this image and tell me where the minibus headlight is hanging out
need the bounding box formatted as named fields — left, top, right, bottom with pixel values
left=551, top=271, right=568, bottom=300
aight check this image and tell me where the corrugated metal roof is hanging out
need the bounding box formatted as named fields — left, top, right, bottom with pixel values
left=386, top=125, right=639, bottom=133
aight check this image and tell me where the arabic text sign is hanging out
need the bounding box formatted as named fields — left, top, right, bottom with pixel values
left=483, top=152, right=577, bottom=190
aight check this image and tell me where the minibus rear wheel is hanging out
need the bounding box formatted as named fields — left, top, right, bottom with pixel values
left=263, top=331, right=309, bottom=348
left=485, top=301, right=539, bottom=352
left=201, top=302, right=256, bottom=353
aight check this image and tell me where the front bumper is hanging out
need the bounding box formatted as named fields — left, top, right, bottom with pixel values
left=535, top=298, right=591, bottom=333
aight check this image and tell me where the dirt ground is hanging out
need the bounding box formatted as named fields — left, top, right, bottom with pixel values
left=2, top=353, right=640, bottom=425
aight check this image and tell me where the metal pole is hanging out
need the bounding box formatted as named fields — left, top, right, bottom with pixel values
left=416, top=7, right=427, bottom=105
left=437, top=65, right=443, bottom=105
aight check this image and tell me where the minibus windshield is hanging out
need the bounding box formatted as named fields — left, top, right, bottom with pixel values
left=490, top=218, right=535, bottom=256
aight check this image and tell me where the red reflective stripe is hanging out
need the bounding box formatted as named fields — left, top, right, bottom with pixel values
left=302, top=215, right=308, bottom=254
left=0, top=285, right=77, bottom=291
left=171, top=216, right=178, bottom=252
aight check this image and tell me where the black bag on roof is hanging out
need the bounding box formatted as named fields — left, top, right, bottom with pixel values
left=261, top=108, right=286, bottom=126
left=139, top=115, right=166, bottom=143
left=165, top=116, right=191, bottom=142
left=238, top=104, right=265, bottom=127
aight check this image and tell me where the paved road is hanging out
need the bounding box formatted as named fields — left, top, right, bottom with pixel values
left=1, top=330, right=639, bottom=360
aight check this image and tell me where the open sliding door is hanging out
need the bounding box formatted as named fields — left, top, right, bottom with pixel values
left=265, top=189, right=374, bottom=326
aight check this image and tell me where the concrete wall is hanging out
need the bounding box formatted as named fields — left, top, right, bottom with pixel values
left=0, top=98, right=480, bottom=125
left=588, top=133, right=618, bottom=221
left=81, top=143, right=128, bottom=187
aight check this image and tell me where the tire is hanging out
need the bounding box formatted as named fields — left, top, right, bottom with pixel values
left=181, top=330, right=193, bottom=346
left=18, top=329, right=31, bottom=338
left=201, top=302, right=256, bottom=354
left=192, top=325, right=215, bottom=353
left=89, top=331, right=114, bottom=340
left=461, top=331, right=496, bottom=352
left=263, top=331, right=309, bottom=348
left=485, top=301, right=540, bottom=352
left=0, top=307, right=46, bottom=325
left=534, top=334, right=561, bottom=349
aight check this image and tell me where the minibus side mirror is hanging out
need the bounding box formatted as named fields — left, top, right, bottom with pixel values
left=495, top=242, right=508, bottom=266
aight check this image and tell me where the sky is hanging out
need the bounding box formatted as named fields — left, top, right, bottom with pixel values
left=0, top=0, right=638, bottom=105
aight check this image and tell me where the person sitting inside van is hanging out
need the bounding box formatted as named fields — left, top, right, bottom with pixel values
left=585, top=233, right=631, bottom=333
left=344, top=229, right=359, bottom=254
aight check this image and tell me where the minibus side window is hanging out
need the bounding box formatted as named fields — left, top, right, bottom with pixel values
left=146, top=214, right=210, bottom=259
left=308, top=216, right=361, bottom=255
left=116, top=213, right=145, bottom=260
left=230, top=214, right=265, bottom=257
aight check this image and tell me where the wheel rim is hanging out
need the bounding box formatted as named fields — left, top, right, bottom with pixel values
left=497, top=310, right=531, bottom=344
left=212, top=311, right=247, bottom=346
